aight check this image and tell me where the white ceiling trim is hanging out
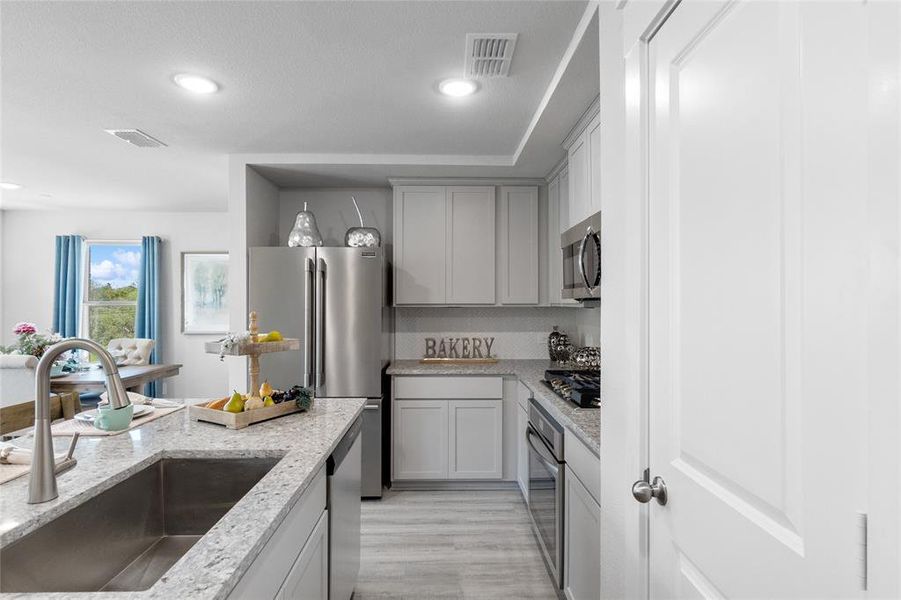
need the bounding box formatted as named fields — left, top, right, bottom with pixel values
left=233, top=152, right=515, bottom=168
left=510, top=1, right=599, bottom=166
left=387, top=177, right=546, bottom=187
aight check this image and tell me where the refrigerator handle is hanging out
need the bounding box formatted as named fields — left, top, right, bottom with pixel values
left=315, top=258, right=326, bottom=389
left=303, top=257, right=314, bottom=388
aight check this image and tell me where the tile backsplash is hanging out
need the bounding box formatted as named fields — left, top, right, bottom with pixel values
left=394, top=306, right=599, bottom=360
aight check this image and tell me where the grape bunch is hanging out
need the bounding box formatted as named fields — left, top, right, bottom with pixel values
left=271, top=385, right=314, bottom=411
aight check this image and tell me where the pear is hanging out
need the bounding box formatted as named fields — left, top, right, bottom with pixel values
left=259, top=380, right=273, bottom=398
left=224, top=390, right=245, bottom=413
left=262, top=395, right=275, bottom=407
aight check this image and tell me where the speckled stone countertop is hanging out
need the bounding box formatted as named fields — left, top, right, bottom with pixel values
left=0, top=398, right=365, bottom=600
left=386, top=360, right=599, bottom=456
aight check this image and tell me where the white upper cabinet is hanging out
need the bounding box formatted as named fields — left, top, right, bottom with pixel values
left=567, top=133, right=590, bottom=229
left=394, top=186, right=495, bottom=305
left=393, top=184, right=539, bottom=306
left=547, top=169, right=578, bottom=306
left=588, top=115, right=601, bottom=216
left=447, top=187, right=496, bottom=304
left=563, top=105, right=601, bottom=229
left=394, top=186, right=447, bottom=304
left=498, top=186, right=539, bottom=305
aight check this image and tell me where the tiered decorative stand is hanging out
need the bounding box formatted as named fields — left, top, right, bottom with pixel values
left=189, top=311, right=303, bottom=430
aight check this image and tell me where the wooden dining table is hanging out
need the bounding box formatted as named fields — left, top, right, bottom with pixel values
left=49, top=363, right=182, bottom=394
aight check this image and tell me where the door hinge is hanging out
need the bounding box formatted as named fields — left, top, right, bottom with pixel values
left=857, top=512, right=868, bottom=592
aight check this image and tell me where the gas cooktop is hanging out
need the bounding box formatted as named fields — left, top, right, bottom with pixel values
left=542, top=369, right=600, bottom=408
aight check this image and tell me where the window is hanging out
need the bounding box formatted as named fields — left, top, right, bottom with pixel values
left=82, top=241, right=141, bottom=350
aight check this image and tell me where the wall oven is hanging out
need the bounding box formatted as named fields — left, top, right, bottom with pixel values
left=561, top=211, right=601, bottom=303
left=526, top=398, right=565, bottom=589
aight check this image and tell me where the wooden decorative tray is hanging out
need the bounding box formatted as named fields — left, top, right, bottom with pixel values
left=188, top=401, right=305, bottom=430
left=419, top=358, right=499, bottom=365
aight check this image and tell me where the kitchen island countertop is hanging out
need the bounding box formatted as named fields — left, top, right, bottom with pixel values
left=387, top=359, right=599, bottom=456
left=0, top=397, right=365, bottom=600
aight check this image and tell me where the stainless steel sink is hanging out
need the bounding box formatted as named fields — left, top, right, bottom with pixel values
left=0, top=457, right=280, bottom=593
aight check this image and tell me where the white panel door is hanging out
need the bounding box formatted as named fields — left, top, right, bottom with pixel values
left=499, top=186, right=539, bottom=305
left=448, top=399, right=503, bottom=479
left=394, top=186, right=446, bottom=304
left=393, top=399, right=448, bottom=480
left=447, top=186, right=495, bottom=304
left=276, top=510, right=328, bottom=600
left=648, top=1, right=867, bottom=598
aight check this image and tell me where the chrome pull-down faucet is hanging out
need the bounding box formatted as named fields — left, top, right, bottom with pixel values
left=28, top=338, right=130, bottom=504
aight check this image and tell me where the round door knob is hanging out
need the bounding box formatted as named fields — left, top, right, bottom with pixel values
left=631, top=476, right=667, bottom=506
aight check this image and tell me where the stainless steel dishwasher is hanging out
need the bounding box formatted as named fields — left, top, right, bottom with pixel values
left=327, top=416, right=362, bottom=600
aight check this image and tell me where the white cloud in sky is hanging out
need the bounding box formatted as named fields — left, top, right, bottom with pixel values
left=113, top=250, right=141, bottom=268
left=91, top=259, right=139, bottom=287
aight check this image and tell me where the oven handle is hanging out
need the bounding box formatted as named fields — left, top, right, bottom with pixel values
left=578, top=226, right=598, bottom=293
left=526, top=428, right=559, bottom=478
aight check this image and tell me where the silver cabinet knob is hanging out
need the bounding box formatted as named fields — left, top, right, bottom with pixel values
left=631, top=476, right=668, bottom=506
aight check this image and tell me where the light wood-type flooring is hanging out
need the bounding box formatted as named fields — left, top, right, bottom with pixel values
left=356, top=489, right=558, bottom=600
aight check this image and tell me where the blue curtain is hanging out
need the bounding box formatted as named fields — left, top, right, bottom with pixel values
left=52, top=235, right=83, bottom=338
left=135, top=236, right=161, bottom=396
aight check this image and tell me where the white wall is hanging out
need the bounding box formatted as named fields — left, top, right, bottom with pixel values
left=0, top=209, right=230, bottom=399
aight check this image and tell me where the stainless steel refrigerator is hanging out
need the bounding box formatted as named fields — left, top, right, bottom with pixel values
left=249, top=246, right=387, bottom=497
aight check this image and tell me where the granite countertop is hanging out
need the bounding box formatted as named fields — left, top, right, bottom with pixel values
left=0, top=398, right=365, bottom=600
left=386, top=360, right=599, bottom=456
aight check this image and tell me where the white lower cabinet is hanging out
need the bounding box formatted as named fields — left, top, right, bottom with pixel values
left=448, top=400, right=503, bottom=479
left=516, top=404, right=529, bottom=503
left=392, top=377, right=505, bottom=481
left=229, top=469, right=328, bottom=599
left=564, top=469, right=600, bottom=600
left=393, top=399, right=449, bottom=479
left=277, top=510, right=329, bottom=600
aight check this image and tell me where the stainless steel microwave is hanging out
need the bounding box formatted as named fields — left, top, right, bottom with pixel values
left=561, top=211, right=601, bottom=303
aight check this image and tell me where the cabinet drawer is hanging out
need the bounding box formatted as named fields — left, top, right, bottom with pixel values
left=394, top=376, right=503, bottom=399
left=228, top=468, right=327, bottom=599
left=564, top=428, right=599, bottom=505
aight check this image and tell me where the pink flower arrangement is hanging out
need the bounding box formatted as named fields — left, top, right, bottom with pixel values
left=1, top=323, right=62, bottom=358
left=13, top=322, right=37, bottom=336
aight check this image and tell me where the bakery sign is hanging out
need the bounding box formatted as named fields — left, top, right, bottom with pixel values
left=424, top=336, right=496, bottom=359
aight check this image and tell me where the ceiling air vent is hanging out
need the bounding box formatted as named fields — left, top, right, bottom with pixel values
left=104, top=129, right=167, bottom=148
left=465, top=33, right=518, bottom=78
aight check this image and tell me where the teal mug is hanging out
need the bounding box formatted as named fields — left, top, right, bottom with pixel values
left=94, top=404, right=134, bottom=431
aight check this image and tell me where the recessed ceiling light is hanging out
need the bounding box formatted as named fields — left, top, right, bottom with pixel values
left=0, top=182, right=23, bottom=190
left=173, top=73, right=219, bottom=94
left=439, top=78, right=478, bottom=97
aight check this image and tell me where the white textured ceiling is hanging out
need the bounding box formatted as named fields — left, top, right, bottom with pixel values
left=1, top=1, right=592, bottom=211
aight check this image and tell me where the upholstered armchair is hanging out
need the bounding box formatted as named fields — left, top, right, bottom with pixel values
left=0, top=354, right=38, bottom=408
left=106, top=338, right=155, bottom=366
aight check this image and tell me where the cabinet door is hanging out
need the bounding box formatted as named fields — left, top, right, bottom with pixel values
left=547, top=173, right=578, bottom=306
left=277, top=510, right=329, bottom=600
left=448, top=399, right=503, bottom=479
left=498, top=186, right=539, bottom=305
left=567, top=134, right=590, bottom=227
left=392, top=399, right=448, bottom=479
left=447, top=187, right=495, bottom=304
left=558, top=168, right=571, bottom=236
left=588, top=115, right=601, bottom=216
left=516, top=404, right=529, bottom=503
left=394, top=186, right=447, bottom=304
left=564, top=474, right=600, bottom=600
